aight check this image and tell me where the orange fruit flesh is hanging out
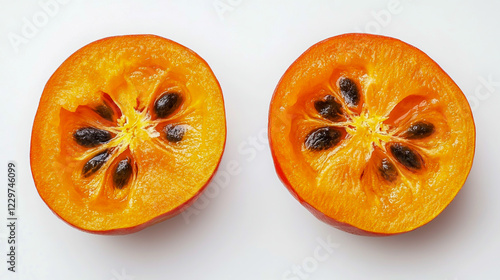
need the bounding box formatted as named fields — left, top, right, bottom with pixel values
left=269, top=34, right=475, bottom=235
left=31, top=35, right=226, bottom=233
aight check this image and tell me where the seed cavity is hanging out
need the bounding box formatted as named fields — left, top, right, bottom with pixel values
left=73, top=127, right=112, bottom=148
left=113, top=158, right=133, bottom=189
left=403, top=121, right=435, bottom=139
left=94, top=104, right=114, bottom=121
left=338, top=77, right=360, bottom=107
left=165, top=124, right=186, bottom=143
left=390, top=143, right=422, bottom=170
left=379, top=158, right=398, bottom=182
left=82, top=150, right=110, bottom=177
left=154, top=92, right=182, bottom=118
left=305, top=127, right=342, bottom=151
left=314, top=95, right=343, bottom=121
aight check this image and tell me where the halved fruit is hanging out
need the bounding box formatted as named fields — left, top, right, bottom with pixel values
left=269, top=34, right=475, bottom=235
left=31, top=35, right=226, bottom=234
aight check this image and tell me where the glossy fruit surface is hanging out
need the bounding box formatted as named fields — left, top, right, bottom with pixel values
left=31, top=35, right=226, bottom=234
left=269, top=33, right=475, bottom=235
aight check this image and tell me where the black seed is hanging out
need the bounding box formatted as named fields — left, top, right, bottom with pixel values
left=113, top=158, right=132, bottom=189
left=165, top=124, right=186, bottom=143
left=154, top=92, right=181, bottom=118
left=338, top=77, right=360, bottom=107
left=404, top=121, right=435, bottom=139
left=73, top=127, right=112, bottom=147
left=82, top=150, right=110, bottom=177
left=95, top=104, right=114, bottom=121
left=390, top=143, right=422, bottom=170
left=379, top=158, right=398, bottom=182
left=305, top=127, right=342, bottom=151
left=314, top=95, right=343, bottom=121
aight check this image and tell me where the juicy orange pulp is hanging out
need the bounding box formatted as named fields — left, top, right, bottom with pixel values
left=31, top=35, right=226, bottom=233
left=269, top=33, right=475, bottom=235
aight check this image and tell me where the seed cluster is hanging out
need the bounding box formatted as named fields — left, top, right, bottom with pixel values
left=305, top=77, right=359, bottom=151
left=305, top=77, right=435, bottom=183
left=72, top=90, right=187, bottom=190
left=153, top=92, right=187, bottom=143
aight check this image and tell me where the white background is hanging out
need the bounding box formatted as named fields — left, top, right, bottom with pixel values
left=1, top=0, right=499, bottom=279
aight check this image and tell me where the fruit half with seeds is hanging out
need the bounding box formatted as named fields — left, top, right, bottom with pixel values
left=268, top=33, right=475, bottom=235
left=30, top=35, right=226, bottom=234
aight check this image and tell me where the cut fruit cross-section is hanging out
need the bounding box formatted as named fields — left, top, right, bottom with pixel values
left=31, top=35, right=226, bottom=234
left=269, top=33, right=475, bottom=236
